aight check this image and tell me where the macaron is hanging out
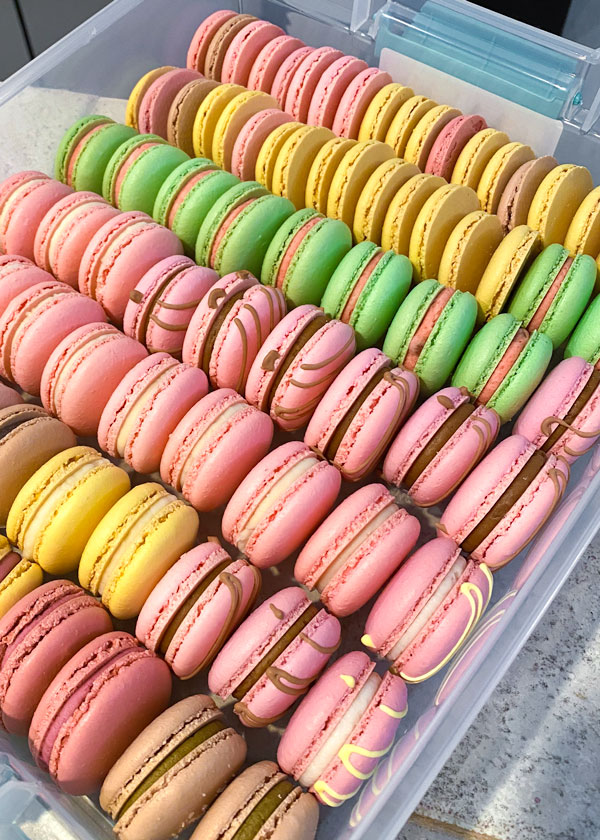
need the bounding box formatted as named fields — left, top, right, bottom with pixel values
left=382, top=281, right=478, bottom=396
left=137, top=67, right=204, bottom=137
left=79, top=482, right=199, bottom=620
left=271, top=45, right=314, bottom=106
left=55, top=117, right=136, bottom=193
left=358, top=83, right=414, bottom=142
left=514, top=356, right=600, bottom=463
left=7, top=445, right=130, bottom=574
left=496, top=156, right=558, bottom=232
left=126, top=67, right=176, bottom=129
left=0, top=404, right=76, bottom=526
left=166, top=78, right=220, bottom=155
left=212, top=89, right=280, bottom=170
left=425, top=114, right=487, bottom=180
left=508, top=244, right=596, bottom=348
left=153, top=160, right=239, bottom=256
left=102, top=134, right=189, bottom=215
left=261, top=208, right=352, bottom=306
left=565, top=294, right=600, bottom=366
left=187, top=10, right=238, bottom=73
left=384, top=95, right=437, bottom=157
left=222, top=441, right=342, bottom=568
left=254, top=121, right=305, bottom=191
left=321, top=242, right=412, bottom=350
left=78, top=210, right=183, bottom=323
left=100, top=695, right=247, bottom=840
left=437, top=210, right=504, bottom=294
left=304, top=348, right=419, bottom=481
left=477, top=141, right=535, bottom=214
left=222, top=20, right=285, bottom=85
left=123, top=255, right=218, bottom=357
left=380, top=173, right=446, bottom=256
left=271, top=125, right=336, bottom=211
left=307, top=55, right=368, bottom=128
left=450, top=128, right=510, bottom=190
left=203, top=13, right=258, bottom=80
left=193, top=760, right=319, bottom=840
left=284, top=46, right=344, bottom=122
left=160, top=389, right=274, bottom=512
left=247, top=34, right=306, bottom=92
left=0, top=279, right=106, bottom=395
left=245, top=305, right=356, bottom=431
left=231, top=109, right=293, bottom=180
left=327, top=140, right=395, bottom=229
left=41, top=322, right=148, bottom=436
left=136, top=542, right=262, bottom=678
left=403, top=104, right=462, bottom=171
left=0, top=579, right=111, bottom=734
left=353, top=158, right=420, bottom=244
left=408, top=183, right=481, bottom=281
left=29, top=631, right=172, bottom=795
left=33, top=190, right=119, bottom=287
left=0, top=381, right=23, bottom=409
left=0, top=171, right=72, bottom=260
left=439, top=435, right=570, bottom=569
left=0, top=254, right=52, bottom=318
left=305, top=137, right=357, bottom=215
left=475, top=224, right=541, bottom=321
left=382, top=386, right=500, bottom=506
left=564, top=185, right=600, bottom=258
left=0, top=536, right=43, bottom=621
left=278, top=651, right=408, bottom=805
left=451, top=313, right=554, bottom=422
left=195, top=181, right=295, bottom=276
left=362, top=536, right=493, bottom=680
left=295, top=485, right=420, bottom=616
left=97, top=353, right=209, bottom=474
left=527, top=163, right=593, bottom=247
left=208, top=585, right=341, bottom=726
left=192, top=82, right=247, bottom=157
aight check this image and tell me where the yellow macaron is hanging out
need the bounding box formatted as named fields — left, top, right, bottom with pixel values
left=528, top=164, right=594, bottom=247
left=477, top=142, right=535, bottom=214
left=475, top=224, right=541, bottom=321
left=384, top=95, right=437, bottom=158
left=564, top=185, right=600, bottom=258
left=0, top=536, right=43, bottom=619
left=212, top=89, right=279, bottom=170
left=358, top=83, right=414, bottom=142
left=271, top=125, right=334, bottom=210
left=403, top=105, right=462, bottom=170
left=451, top=128, right=510, bottom=190
left=79, top=482, right=199, bottom=620
left=255, top=121, right=303, bottom=191
left=192, top=82, right=246, bottom=158
left=7, top=446, right=130, bottom=575
left=327, top=140, right=395, bottom=229
left=125, top=66, right=175, bottom=129
left=353, top=158, right=420, bottom=244
left=381, top=172, right=446, bottom=255
left=438, top=210, right=504, bottom=293
left=305, top=137, right=357, bottom=215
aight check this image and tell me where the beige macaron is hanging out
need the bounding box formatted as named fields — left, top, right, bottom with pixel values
left=477, top=142, right=535, bottom=214
left=438, top=210, right=505, bottom=293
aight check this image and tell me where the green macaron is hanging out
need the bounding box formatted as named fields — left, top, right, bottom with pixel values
left=55, top=115, right=137, bottom=194
left=565, top=293, right=600, bottom=366
left=508, top=244, right=596, bottom=348
left=261, top=208, right=352, bottom=307
left=452, top=312, right=553, bottom=422
left=383, top=279, right=477, bottom=395
left=322, top=241, right=412, bottom=350
left=196, top=181, right=295, bottom=277
left=102, top=134, right=189, bottom=215
left=153, top=159, right=239, bottom=256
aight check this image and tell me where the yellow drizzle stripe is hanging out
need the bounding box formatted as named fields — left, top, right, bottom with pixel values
left=361, top=634, right=375, bottom=648
left=340, top=674, right=356, bottom=688
left=338, top=742, right=394, bottom=780
left=313, top=780, right=355, bottom=807
left=379, top=703, right=407, bottom=719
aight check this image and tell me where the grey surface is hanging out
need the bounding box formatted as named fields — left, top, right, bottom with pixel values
left=16, top=0, right=110, bottom=56
left=0, top=2, right=31, bottom=79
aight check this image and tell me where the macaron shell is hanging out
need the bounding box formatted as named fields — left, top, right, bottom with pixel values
left=222, top=20, right=285, bottom=85
left=305, top=137, right=357, bottom=215
left=138, top=68, right=204, bottom=137
left=353, top=159, right=420, bottom=244
left=0, top=255, right=52, bottom=318
left=565, top=295, right=600, bottom=366
left=384, top=95, right=437, bottom=157
left=307, top=56, right=368, bottom=129
left=204, top=14, right=258, bottom=80
left=0, top=381, right=24, bottom=409
left=451, top=128, right=510, bottom=190
left=126, top=67, right=176, bottom=129
left=255, top=121, right=304, bottom=191
left=0, top=554, right=43, bottom=620
left=327, top=141, right=395, bottom=229
left=477, top=142, right=536, bottom=214
left=186, top=10, right=238, bottom=72
left=358, top=83, right=414, bottom=142
left=284, top=47, right=343, bottom=122
left=564, top=185, right=600, bottom=257
left=212, top=90, right=280, bottom=170
left=0, top=175, right=73, bottom=260
left=192, top=83, right=247, bottom=158
left=403, top=104, right=462, bottom=171
left=496, top=156, right=557, bottom=231
left=437, top=210, right=504, bottom=294
left=425, top=114, right=487, bottom=180
left=167, top=78, right=221, bottom=156
left=116, top=144, right=191, bottom=215
left=272, top=125, right=335, bottom=211
left=475, top=225, right=541, bottom=321
left=527, top=164, right=593, bottom=247
left=247, top=35, right=305, bottom=93
left=485, top=330, right=553, bottom=422
left=381, top=173, right=446, bottom=256
left=271, top=46, right=315, bottom=105
left=231, top=109, right=293, bottom=180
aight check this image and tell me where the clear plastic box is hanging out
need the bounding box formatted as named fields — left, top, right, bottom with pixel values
left=0, top=1, right=599, bottom=839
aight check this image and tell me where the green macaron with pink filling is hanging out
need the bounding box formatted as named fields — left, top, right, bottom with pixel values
left=55, top=115, right=137, bottom=194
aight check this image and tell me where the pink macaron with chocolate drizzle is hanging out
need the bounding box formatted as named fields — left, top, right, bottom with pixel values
left=136, top=541, right=262, bottom=679
left=295, top=484, right=420, bottom=616
left=304, top=348, right=419, bottom=481
left=208, top=586, right=341, bottom=727
left=439, top=434, right=570, bottom=569
left=278, top=651, right=407, bottom=807
left=383, top=386, right=500, bottom=506
left=362, top=536, right=493, bottom=683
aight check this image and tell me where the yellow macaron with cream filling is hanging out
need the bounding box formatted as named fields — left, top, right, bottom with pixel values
left=255, top=121, right=303, bottom=191
left=192, top=82, right=246, bottom=158
left=0, top=535, right=43, bottom=618
left=381, top=173, right=446, bottom=255
left=272, top=125, right=334, bottom=210
left=451, top=128, right=510, bottom=190
left=564, top=185, right=600, bottom=258
left=305, top=137, right=357, bottom=215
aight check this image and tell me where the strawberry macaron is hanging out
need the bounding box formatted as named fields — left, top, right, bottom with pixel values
left=136, top=541, right=262, bottom=678
left=187, top=10, right=238, bottom=73
left=231, top=109, right=293, bottom=180
left=439, top=434, right=570, bottom=569
left=208, top=586, right=341, bottom=727
left=284, top=46, right=343, bottom=122
left=0, top=255, right=54, bottom=318
left=247, top=34, right=305, bottom=92
left=221, top=20, right=285, bottom=85
left=305, top=348, right=419, bottom=481
left=332, top=68, right=393, bottom=139
left=295, top=484, right=420, bottom=616
left=222, top=441, right=341, bottom=568
left=0, top=382, right=23, bottom=409
left=362, top=536, right=493, bottom=682
left=383, top=386, right=500, bottom=506
left=137, top=67, right=204, bottom=137
left=0, top=171, right=72, bottom=260
left=278, top=651, right=407, bottom=806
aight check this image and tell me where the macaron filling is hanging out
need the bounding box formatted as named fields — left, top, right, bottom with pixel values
left=166, top=168, right=216, bottom=228
left=340, top=250, right=385, bottom=323
left=541, top=369, right=600, bottom=452
left=404, top=287, right=454, bottom=369
left=113, top=142, right=162, bottom=203
left=210, top=199, right=255, bottom=264
left=477, top=327, right=530, bottom=404
left=0, top=407, right=44, bottom=440
left=324, top=367, right=389, bottom=461
left=403, top=402, right=476, bottom=487
left=231, top=779, right=297, bottom=840
left=201, top=290, right=248, bottom=373
left=527, top=256, right=573, bottom=331
left=275, top=217, right=321, bottom=289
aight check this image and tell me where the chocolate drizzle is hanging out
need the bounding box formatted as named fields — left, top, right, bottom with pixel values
left=541, top=370, right=600, bottom=454
left=298, top=632, right=341, bottom=655
left=269, top=604, right=284, bottom=619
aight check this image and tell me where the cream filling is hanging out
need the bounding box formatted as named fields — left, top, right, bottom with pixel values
left=317, top=503, right=396, bottom=592
left=0, top=178, right=47, bottom=232
left=97, top=494, right=173, bottom=594
left=47, top=201, right=108, bottom=270
left=179, top=403, right=247, bottom=486
left=236, top=457, right=318, bottom=551
left=299, top=673, right=380, bottom=788
left=115, top=366, right=177, bottom=455
left=389, top=556, right=467, bottom=661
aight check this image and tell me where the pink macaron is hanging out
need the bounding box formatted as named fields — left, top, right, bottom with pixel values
left=33, top=191, right=119, bottom=287
left=332, top=68, right=393, bottom=139
left=208, top=586, right=341, bottom=727
left=160, top=388, right=274, bottom=512
left=284, top=46, right=344, bottom=122
left=0, top=382, right=23, bottom=409
left=425, top=115, right=487, bottom=180
left=124, top=255, right=218, bottom=357
left=222, top=20, right=285, bottom=86
left=304, top=348, right=419, bottom=481
left=514, top=356, right=600, bottom=463
left=0, top=254, right=54, bottom=317
left=138, top=68, right=204, bottom=137
left=231, top=109, right=293, bottom=180
left=278, top=651, right=407, bottom=806
left=98, top=353, right=208, bottom=474
left=271, top=45, right=315, bottom=105
left=383, top=386, right=500, bottom=506
left=0, top=580, right=112, bottom=735
left=136, top=541, right=262, bottom=679
left=295, top=484, right=420, bottom=616
left=439, top=434, right=570, bottom=569
left=307, top=55, right=368, bottom=128
left=28, top=630, right=172, bottom=795
left=222, top=441, right=341, bottom=568
left=41, top=322, right=148, bottom=437
left=362, top=536, right=493, bottom=682
left=0, top=279, right=106, bottom=396
left=186, top=10, right=238, bottom=72
left=247, top=35, right=305, bottom=93
left=245, top=305, right=356, bottom=431
left=0, top=171, right=72, bottom=260
left=78, top=210, right=183, bottom=324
